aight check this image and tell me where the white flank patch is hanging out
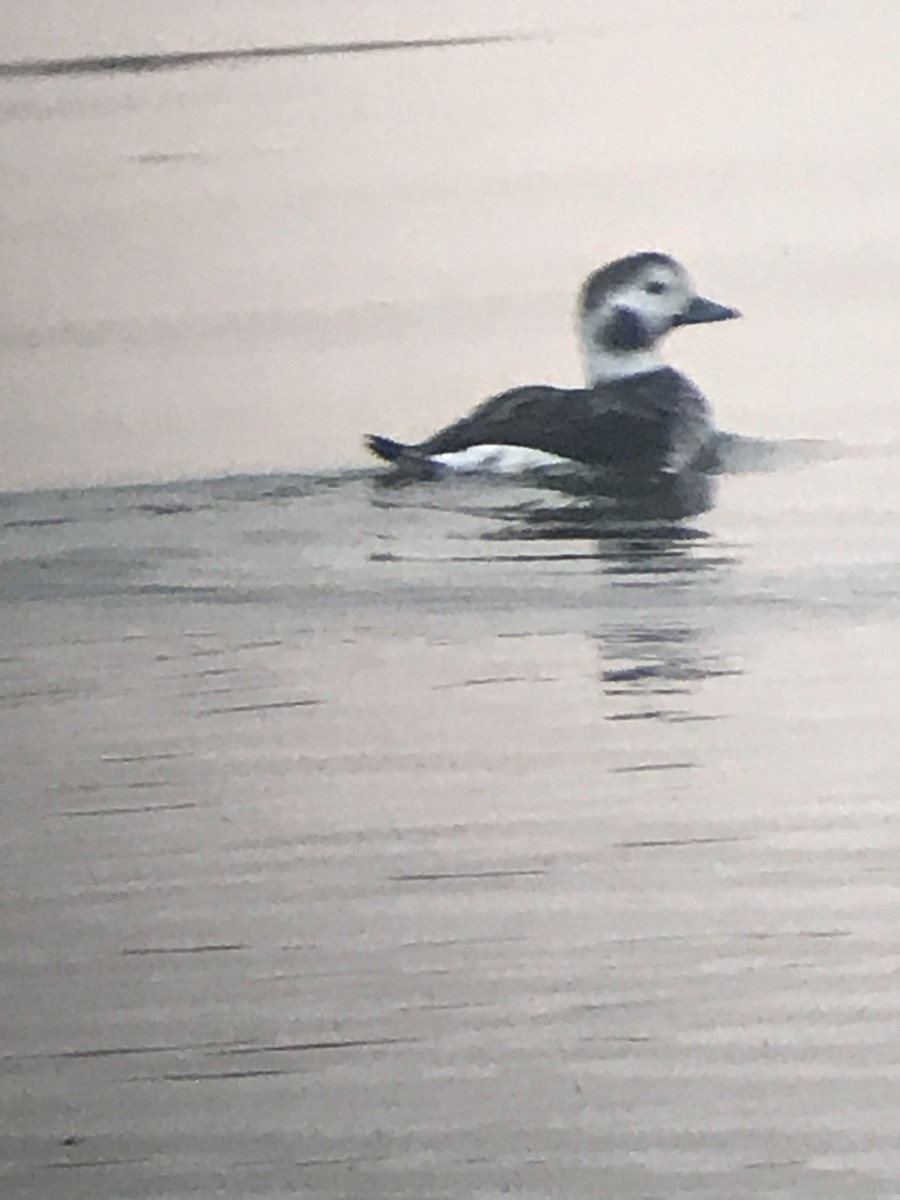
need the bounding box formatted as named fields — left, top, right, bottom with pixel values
left=431, top=444, right=572, bottom=473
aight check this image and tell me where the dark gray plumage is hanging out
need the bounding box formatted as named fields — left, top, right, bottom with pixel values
left=366, top=252, right=739, bottom=483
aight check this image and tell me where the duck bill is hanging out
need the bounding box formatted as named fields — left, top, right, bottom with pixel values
left=673, top=295, right=741, bottom=326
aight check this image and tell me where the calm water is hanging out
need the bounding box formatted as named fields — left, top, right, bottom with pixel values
left=5, top=3, right=900, bottom=1196
left=4, top=451, right=900, bottom=1198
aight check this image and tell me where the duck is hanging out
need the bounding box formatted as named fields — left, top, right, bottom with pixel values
left=365, top=252, right=739, bottom=488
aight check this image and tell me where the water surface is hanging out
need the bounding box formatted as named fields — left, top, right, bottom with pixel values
left=4, top=452, right=900, bottom=1197
left=4, top=2, right=900, bottom=1196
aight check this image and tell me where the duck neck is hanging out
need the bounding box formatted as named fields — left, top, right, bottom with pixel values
left=580, top=336, right=663, bottom=386
left=579, top=307, right=664, bottom=385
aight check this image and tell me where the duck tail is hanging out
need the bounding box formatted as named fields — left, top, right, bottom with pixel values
left=365, top=434, right=408, bottom=463
left=365, top=434, right=442, bottom=480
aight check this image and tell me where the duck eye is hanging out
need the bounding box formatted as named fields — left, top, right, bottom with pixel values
left=644, top=280, right=667, bottom=295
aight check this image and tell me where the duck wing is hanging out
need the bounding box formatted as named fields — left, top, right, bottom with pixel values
left=416, top=369, right=711, bottom=473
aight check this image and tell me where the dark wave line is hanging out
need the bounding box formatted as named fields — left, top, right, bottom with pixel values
left=0, top=34, right=525, bottom=79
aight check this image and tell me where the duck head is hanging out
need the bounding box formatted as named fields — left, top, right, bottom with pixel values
left=578, top=252, right=740, bottom=385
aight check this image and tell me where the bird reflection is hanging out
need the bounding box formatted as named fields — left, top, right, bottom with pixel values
left=474, top=483, right=741, bottom=721
left=375, top=459, right=715, bottom=524
left=369, top=469, right=741, bottom=724
left=586, top=526, right=741, bottom=722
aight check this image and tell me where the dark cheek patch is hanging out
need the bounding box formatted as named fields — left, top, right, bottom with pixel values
left=599, top=307, right=654, bottom=352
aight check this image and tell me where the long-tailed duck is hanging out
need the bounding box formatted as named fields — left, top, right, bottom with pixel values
left=366, top=252, right=739, bottom=483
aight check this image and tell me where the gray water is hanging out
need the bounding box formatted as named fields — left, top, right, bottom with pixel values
left=4, top=449, right=900, bottom=1198
left=5, top=2, right=900, bottom=1196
